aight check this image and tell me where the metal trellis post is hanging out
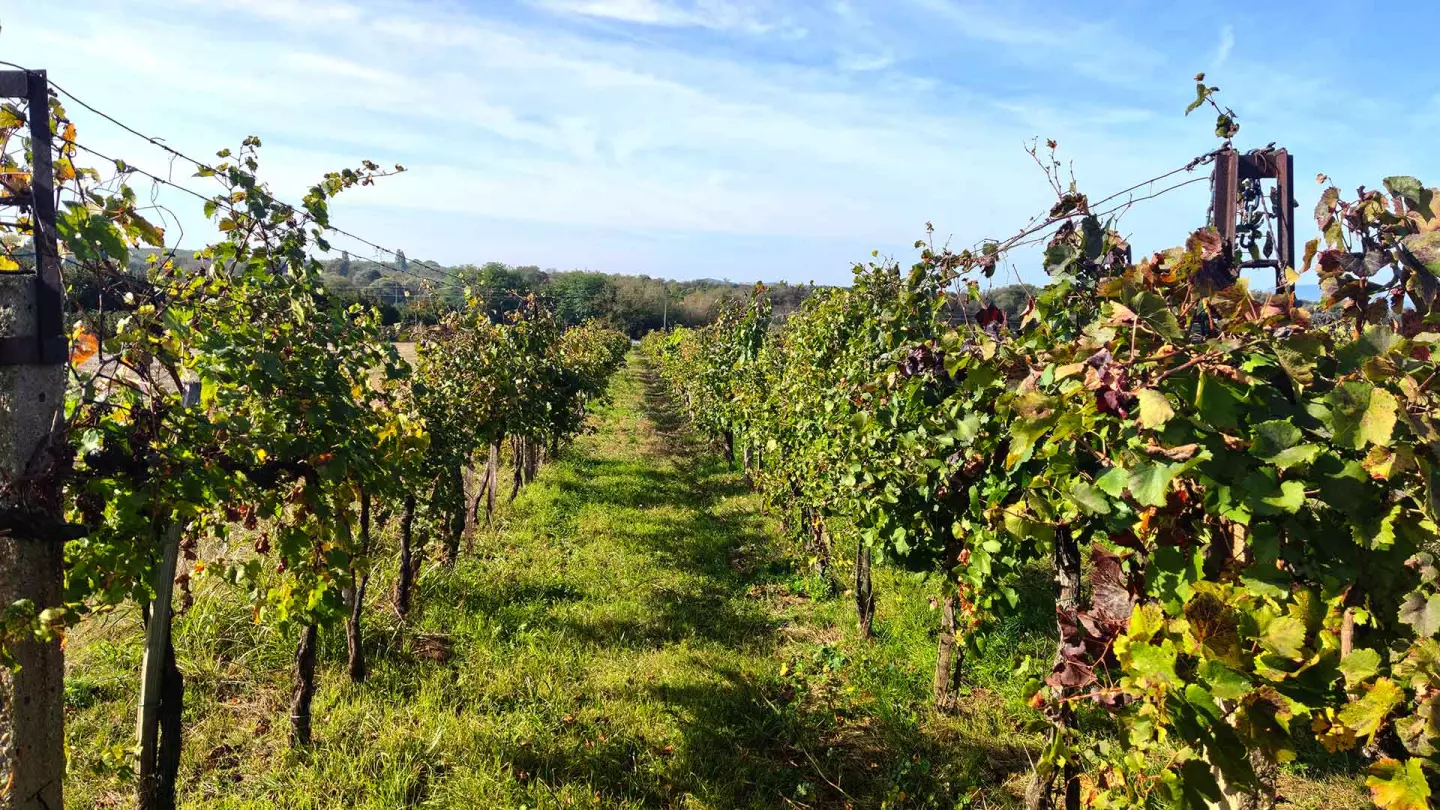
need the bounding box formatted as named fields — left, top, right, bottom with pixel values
left=1210, top=145, right=1296, bottom=293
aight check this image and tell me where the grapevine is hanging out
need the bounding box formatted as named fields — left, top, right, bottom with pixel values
left=645, top=88, right=1440, bottom=808
left=0, top=83, right=628, bottom=807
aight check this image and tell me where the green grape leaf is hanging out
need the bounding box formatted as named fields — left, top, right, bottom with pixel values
left=1007, top=415, right=1055, bottom=469
left=1242, top=468, right=1306, bottom=516
left=1184, top=683, right=1223, bottom=722
left=1249, top=420, right=1301, bottom=460
left=1185, top=81, right=1211, bottom=115
left=1127, top=642, right=1180, bottom=685
left=1129, top=461, right=1179, bottom=507
left=1198, top=660, right=1253, bottom=701
left=1259, top=615, right=1306, bottom=660
left=1069, top=479, right=1110, bottom=516
left=1095, top=466, right=1128, bottom=497
left=1259, top=480, right=1306, bottom=515
left=1340, top=648, right=1382, bottom=690
left=1269, top=444, right=1322, bottom=470
left=1131, top=291, right=1184, bottom=343
left=1195, top=373, right=1242, bottom=430
left=1400, top=592, right=1440, bottom=638
left=1240, top=563, right=1292, bottom=600
left=1397, top=695, right=1440, bottom=758
left=1337, top=325, right=1401, bottom=373
left=1384, top=176, right=1426, bottom=207
left=1128, top=602, right=1166, bottom=643
left=1276, top=332, right=1324, bottom=390
left=1149, top=546, right=1202, bottom=612
left=1395, top=640, right=1440, bottom=690
left=1177, top=759, right=1224, bottom=808
left=954, top=412, right=981, bottom=444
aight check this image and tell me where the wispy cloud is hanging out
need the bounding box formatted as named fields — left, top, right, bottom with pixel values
left=3, top=0, right=1436, bottom=283
left=283, top=52, right=400, bottom=85
left=534, top=0, right=709, bottom=26
left=531, top=0, right=786, bottom=34
left=199, top=0, right=363, bottom=24
left=903, top=0, right=1164, bottom=87
left=837, top=53, right=894, bottom=72
left=1212, top=25, right=1235, bottom=70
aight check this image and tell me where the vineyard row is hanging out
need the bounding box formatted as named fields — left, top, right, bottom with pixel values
left=642, top=128, right=1440, bottom=808
left=0, top=79, right=630, bottom=809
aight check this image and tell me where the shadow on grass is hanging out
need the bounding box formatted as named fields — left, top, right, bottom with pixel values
left=522, top=365, right=1031, bottom=807
left=423, top=578, right=586, bottom=619
left=659, top=663, right=1041, bottom=808
left=549, top=457, right=694, bottom=512
left=558, top=588, right=777, bottom=654
left=385, top=360, right=1042, bottom=807
left=491, top=655, right=1036, bottom=809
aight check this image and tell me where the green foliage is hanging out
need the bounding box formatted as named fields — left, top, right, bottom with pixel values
left=1, top=99, right=629, bottom=767
left=63, top=364, right=1073, bottom=808
left=62, top=133, right=422, bottom=633
left=646, top=137, right=1440, bottom=807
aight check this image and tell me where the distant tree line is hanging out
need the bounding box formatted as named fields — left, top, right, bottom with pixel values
left=109, top=251, right=814, bottom=336
left=60, top=246, right=1045, bottom=337
left=428, top=263, right=813, bottom=336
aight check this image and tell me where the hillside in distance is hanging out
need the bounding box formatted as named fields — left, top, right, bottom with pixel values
left=91, top=247, right=1326, bottom=339
left=104, top=250, right=813, bottom=336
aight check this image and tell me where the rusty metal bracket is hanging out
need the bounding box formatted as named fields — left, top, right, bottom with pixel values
left=0, top=69, right=66, bottom=366
left=1210, top=145, right=1295, bottom=293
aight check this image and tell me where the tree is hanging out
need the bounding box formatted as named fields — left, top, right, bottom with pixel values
left=321, top=273, right=357, bottom=299
left=365, top=277, right=406, bottom=307
left=339, top=250, right=352, bottom=276
left=395, top=249, right=408, bottom=273
left=548, top=271, right=613, bottom=326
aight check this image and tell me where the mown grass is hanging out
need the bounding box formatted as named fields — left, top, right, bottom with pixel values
left=63, top=355, right=1366, bottom=809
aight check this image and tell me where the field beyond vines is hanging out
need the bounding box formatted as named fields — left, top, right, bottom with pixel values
left=61, top=355, right=1364, bottom=809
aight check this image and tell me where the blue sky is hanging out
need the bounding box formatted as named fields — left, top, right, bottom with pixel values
left=4, top=0, right=1438, bottom=286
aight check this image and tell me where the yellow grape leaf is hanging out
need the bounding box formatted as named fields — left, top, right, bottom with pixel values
left=1338, top=677, right=1404, bottom=740
left=1136, top=389, right=1174, bottom=429
left=1053, top=362, right=1084, bottom=381
left=0, top=169, right=30, bottom=197
left=69, top=329, right=98, bottom=365
left=1367, top=758, right=1431, bottom=810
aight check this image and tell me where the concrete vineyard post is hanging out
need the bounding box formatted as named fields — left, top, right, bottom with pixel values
left=0, top=67, right=68, bottom=810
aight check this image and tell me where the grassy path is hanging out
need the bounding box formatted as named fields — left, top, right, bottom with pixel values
left=67, top=355, right=1055, bottom=809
